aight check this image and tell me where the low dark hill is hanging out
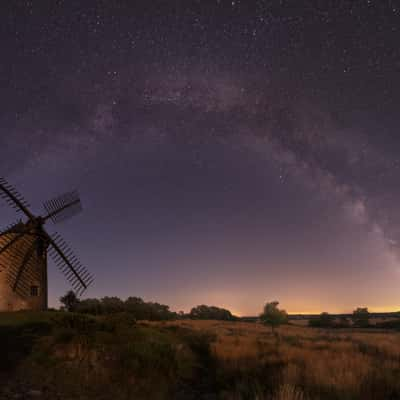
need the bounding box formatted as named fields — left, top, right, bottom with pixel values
left=0, top=311, right=218, bottom=400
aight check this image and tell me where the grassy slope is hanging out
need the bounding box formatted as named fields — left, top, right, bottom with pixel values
left=1, top=312, right=217, bottom=400
left=2, top=313, right=400, bottom=399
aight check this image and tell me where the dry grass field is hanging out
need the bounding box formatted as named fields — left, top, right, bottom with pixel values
left=150, top=319, right=400, bottom=399
left=2, top=313, right=400, bottom=399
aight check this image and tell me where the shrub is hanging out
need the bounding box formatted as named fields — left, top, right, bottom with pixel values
left=100, top=312, right=136, bottom=332
left=189, top=305, right=236, bottom=321
left=308, top=312, right=334, bottom=328
left=352, top=307, right=370, bottom=328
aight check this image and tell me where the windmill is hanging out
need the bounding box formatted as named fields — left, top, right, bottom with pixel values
left=0, top=178, right=93, bottom=311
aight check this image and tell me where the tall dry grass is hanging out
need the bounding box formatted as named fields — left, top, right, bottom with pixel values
left=157, top=320, right=400, bottom=399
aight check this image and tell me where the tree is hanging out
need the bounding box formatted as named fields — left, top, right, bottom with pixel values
left=76, top=298, right=103, bottom=315
left=260, top=301, right=288, bottom=333
left=124, top=297, right=147, bottom=319
left=352, top=307, right=370, bottom=328
left=309, top=312, right=334, bottom=328
left=60, top=290, right=79, bottom=312
left=65, top=294, right=178, bottom=321
left=124, top=297, right=177, bottom=320
left=101, top=297, right=124, bottom=314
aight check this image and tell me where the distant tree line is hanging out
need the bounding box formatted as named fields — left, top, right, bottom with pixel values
left=60, top=291, right=178, bottom=320
left=61, top=291, right=398, bottom=329
left=309, top=307, right=370, bottom=328
left=60, top=291, right=238, bottom=321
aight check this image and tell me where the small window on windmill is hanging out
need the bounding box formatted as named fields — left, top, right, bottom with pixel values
left=30, top=286, right=39, bottom=297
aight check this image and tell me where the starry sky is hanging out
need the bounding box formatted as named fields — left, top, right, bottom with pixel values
left=1, top=1, right=400, bottom=314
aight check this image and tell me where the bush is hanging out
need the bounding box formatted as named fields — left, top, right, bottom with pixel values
left=189, top=305, right=236, bottom=321
left=352, top=308, right=370, bottom=328
left=375, top=319, right=400, bottom=330
left=100, top=312, right=137, bottom=332
left=309, top=312, right=334, bottom=328
left=52, top=313, right=97, bottom=333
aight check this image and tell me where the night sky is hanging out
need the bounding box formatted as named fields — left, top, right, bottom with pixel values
left=1, top=1, right=400, bottom=314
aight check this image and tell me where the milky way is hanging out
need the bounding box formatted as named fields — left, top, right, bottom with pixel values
left=1, top=1, right=400, bottom=313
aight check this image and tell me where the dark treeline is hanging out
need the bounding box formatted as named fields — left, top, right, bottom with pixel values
left=61, top=292, right=400, bottom=329
left=60, top=291, right=237, bottom=321
left=79, top=296, right=176, bottom=320
left=308, top=308, right=371, bottom=329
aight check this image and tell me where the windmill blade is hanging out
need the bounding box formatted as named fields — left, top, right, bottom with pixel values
left=0, top=178, right=34, bottom=220
left=0, top=231, right=26, bottom=256
left=0, top=220, right=30, bottom=256
left=0, top=219, right=23, bottom=236
left=45, top=231, right=93, bottom=296
left=43, top=191, right=82, bottom=224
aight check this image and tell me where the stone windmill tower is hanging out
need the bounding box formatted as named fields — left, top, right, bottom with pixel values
left=0, top=178, right=93, bottom=311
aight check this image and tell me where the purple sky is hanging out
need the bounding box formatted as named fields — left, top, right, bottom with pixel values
left=1, top=1, right=400, bottom=314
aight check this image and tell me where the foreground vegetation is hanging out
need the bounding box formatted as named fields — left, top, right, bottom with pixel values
left=1, top=312, right=400, bottom=399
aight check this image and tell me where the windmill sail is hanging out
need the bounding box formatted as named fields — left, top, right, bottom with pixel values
left=0, top=178, right=34, bottom=219
left=47, top=232, right=93, bottom=296
left=0, top=222, right=27, bottom=257
left=43, top=191, right=82, bottom=224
